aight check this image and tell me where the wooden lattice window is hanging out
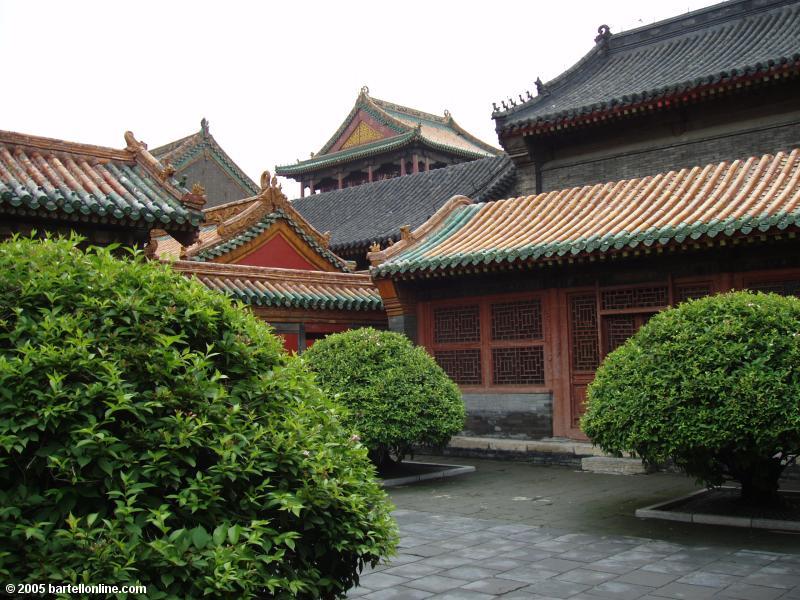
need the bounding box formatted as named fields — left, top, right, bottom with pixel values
left=601, top=286, right=668, bottom=310
left=491, top=300, right=543, bottom=341
left=434, top=350, right=482, bottom=385
left=434, top=305, right=480, bottom=343
left=675, top=283, right=712, bottom=304
left=603, top=315, right=637, bottom=355
left=746, top=280, right=800, bottom=298
left=427, top=295, right=547, bottom=389
left=492, top=347, right=545, bottom=385
left=570, top=294, right=599, bottom=372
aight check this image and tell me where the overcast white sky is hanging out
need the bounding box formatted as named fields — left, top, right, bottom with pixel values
left=0, top=0, right=718, bottom=197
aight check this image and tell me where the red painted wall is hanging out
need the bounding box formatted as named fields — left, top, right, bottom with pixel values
left=280, top=333, right=299, bottom=354
left=236, top=234, right=318, bottom=270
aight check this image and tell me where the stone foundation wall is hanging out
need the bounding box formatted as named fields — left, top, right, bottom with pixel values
left=460, top=393, right=552, bottom=439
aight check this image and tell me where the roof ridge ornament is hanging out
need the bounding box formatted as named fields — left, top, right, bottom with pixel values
left=200, top=118, right=209, bottom=137
left=535, top=77, right=548, bottom=96
left=125, top=130, right=188, bottom=190
left=595, top=24, right=612, bottom=53
left=181, top=182, right=207, bottom=211
left=361, top=85, right=370, bottom=95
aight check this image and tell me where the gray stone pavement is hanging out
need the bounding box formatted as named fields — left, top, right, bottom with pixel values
left=349, top=456, right=800, bottom=599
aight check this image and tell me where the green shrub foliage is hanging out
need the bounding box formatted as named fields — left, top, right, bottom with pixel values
left=0, top=237, right=396, bottom=598
left=582, top=291, right=800, bottom=505
left=302, top=328, right=465, bottom=465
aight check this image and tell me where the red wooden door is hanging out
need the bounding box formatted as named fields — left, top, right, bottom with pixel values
left=566, top=293, right=600, bottom=433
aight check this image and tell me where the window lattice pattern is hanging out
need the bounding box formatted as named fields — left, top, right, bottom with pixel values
left=570, top=294, right=599, bottom=372
left=604, top=315, right=637, bottom=354
left=675, top=284, right=711, bottom=304
left=433, top=305, right=480, bottom=343
left=434, top=350, right=482, bottom=385
left=601, top=286, right=668, bottom=310
left=747, top=280, right=800, bottom=298
left=492, top=347, right=545, bottom=385
left=491, top=300, right=543, bottom=341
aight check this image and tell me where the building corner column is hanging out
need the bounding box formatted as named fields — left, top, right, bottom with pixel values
left=374, top=278, right=418, bottom=344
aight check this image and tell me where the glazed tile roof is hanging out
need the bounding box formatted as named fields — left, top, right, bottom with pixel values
left=155, top=174, right=351, bottom=271
left=494, top=0, right=800, bottom=135
left=151, top=119, right=259, bottom=200
left=171, top=261, right=383, bottom=312
left=276, top=88, right=501, bottom=177
left=371, top=148, right=800, bottom=277
left=0, top=130, right=205, bottom=231
left=292, top=155, right=516, bottom=254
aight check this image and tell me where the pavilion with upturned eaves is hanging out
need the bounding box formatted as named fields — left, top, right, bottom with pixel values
left=276, top=87, right=501, bottom=197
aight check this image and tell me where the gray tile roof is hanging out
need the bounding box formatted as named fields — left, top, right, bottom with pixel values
left=291, top=155, right=516, bottom=253
left=494, top=0, right=800, bottom=133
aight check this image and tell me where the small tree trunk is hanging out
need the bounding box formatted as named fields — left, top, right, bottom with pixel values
left=737, top=459, right=785, bottom=507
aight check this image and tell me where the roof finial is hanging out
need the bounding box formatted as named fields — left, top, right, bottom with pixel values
left=492, top=102, right=499, bottom=112
left=124, top=131, right=146, bottom=153
left=594, top=24, right=611, bottom=46
left=201, top=118, right=209, bottom=136
left=361, top=85, right=370, bottom=95
left=444, top=109, right=451, bottom=118
left=535, top=77, right=548, bottom=96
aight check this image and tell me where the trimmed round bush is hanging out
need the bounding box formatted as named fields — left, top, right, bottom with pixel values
left=0, top=237, right=396, bottom=598
left=302, top=328, right=465, bottom=466
left=582, top=291, right=800, bottom=506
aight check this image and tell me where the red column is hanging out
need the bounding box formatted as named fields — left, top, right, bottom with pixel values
left=309, top=179, right=315, bottom=194
left=338, top=172, right=343, bottom=190
left=300, top=180, right=305, bottom=198
left=425, top=158, right=430, bottom=172
left=400, top=159, right=406, bottom=176
left=368, top=165, right=373, bottom=183
left=412, top=154, right=419, bottom=174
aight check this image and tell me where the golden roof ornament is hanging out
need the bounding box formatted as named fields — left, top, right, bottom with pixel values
left=369, top=241, right=381, bottom=253
left=161, top=163, right=177, bottom=180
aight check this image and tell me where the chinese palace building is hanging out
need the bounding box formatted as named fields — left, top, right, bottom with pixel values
left=493, top=0, right=800, bottom=195
left=0, top=129, right=204, bottom=247
left=276, top=87, right=502, bottom=197
left=369, top=0, right=800, bottom=441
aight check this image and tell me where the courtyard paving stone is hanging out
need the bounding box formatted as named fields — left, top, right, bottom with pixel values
left=349, top=457, right=799, bottom=599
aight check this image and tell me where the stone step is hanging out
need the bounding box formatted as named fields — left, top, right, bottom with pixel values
left=581, top=456, right=651, bottom=475
left=434, top=436, right=634, bottom=468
